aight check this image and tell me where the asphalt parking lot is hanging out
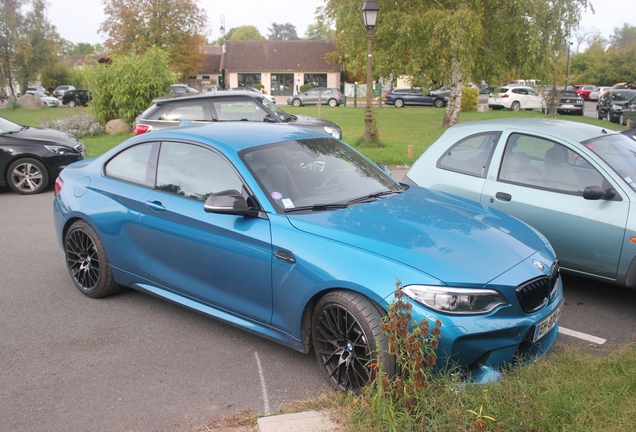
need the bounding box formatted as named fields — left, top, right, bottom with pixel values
left=3, top=109, right=635, bottom=430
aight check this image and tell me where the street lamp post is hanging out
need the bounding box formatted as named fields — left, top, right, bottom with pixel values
left=220, top=15, right=226, bottom=90
left=362, top=0, right=378, bottom=142
left=565, top=40, right=573, bottom=91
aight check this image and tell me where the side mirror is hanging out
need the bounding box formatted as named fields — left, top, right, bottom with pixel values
left=583, top=186, right=615, bottom=200
left=263, top=114, right=277, bottom=123
left=204, top=189, right=259, bottom=216
left=376, top=161, right=392, bottom=176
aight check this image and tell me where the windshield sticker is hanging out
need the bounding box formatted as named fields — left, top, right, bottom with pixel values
left=271, top=191, right=283, bottom=200
left=281, top=198, right=295, bottom=209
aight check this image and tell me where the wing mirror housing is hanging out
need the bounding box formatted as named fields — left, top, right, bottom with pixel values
left=583, top=186, right=616, bottom=200
left=204, top=190, right=261, bottom=217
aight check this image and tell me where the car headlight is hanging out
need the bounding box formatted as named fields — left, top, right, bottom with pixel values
left=611, top=104, right=621, bottom=111
left=324, top=126, right=341, bottom=139
left=45, top=145, right=72, bottom=154
left=403, top=285, right=507, bottom=315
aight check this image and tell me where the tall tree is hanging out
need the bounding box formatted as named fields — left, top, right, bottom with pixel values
left=322, top=0, right=588, bottom=127
left=0, top=0, right=25, bottom=97
left=14, top=0, right=59, bottom=92
left=267, top=22, right=299, bottom=40
left=99, top=0, right=208, bottom=78
left=230, top=25, right=264, bottom=40
left=304, top=22, right=335, bottom=40
left=610, top=23, right=636, bottom=50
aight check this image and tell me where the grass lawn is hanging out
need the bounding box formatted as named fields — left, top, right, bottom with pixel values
left=1, top=104, right=625, bottom=164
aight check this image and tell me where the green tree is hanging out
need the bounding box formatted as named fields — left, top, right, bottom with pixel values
left=99, top=0, right=208, bottom=78
left=610, top=23, right=636, bottom=49
left=322, top=0, right=588, bottom=127
left=304, top=22, right=335, bottom=40
left=267, top=22, right=299, bottom=40
left=14, top=0, right=59, bottom=93
left=230, top=25, right=264, bottom=40
left=85, top=47, right=173, bottom=125
left=0, top=0, right=25, bottom=97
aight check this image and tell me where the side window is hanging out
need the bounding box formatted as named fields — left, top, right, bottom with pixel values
left=156, top=142, right=243, bottom=202
left=212, top=101, right=266, bottom=122
left=499, top=134, right=606, bottom=193
left=436, top=132, right=501, bottom=177
left=162, top=103, right=210, bottom=121
left=105, top=142, right=158, bottom=187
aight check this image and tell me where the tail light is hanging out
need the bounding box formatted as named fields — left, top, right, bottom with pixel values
left=133, top=124, right=152, bottom=135
left=54, top=177, right=63, bottom=197
left=501, top=94, right=509, bottom=98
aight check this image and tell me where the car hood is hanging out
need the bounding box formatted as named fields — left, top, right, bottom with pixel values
left=4, top=126, right=79, bottom=147
left=286, top=187, right=547, bottom=285
left=290, top=115, right=339, bottom=129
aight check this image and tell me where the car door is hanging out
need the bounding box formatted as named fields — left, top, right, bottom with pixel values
left=303, top=89, right=320, bottom=105
left=138, top=141, right=274, bottom=324
left=480, top=131, right=629, bottom=280
left=624, top=97, right=636, bottom=125
left=526, top=88, right=543, bottom=109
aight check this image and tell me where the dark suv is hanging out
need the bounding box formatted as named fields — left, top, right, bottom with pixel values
left=62, top=89, right=91, bottom=107
left=133, top=91, right=342, bottom=139
left=597, top=88, right=636, bottom=123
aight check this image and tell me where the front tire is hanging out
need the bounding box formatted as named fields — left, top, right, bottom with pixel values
left=64, top=220, right=123, bottom=298
left=7, top=158, right=49, bottom=195
left=328, top=98, right=338, bottom=107
left=68, top=100, right=76, bottom=107
left=312, top=291, right=395, bottom=392
left=434, top=98, right=444, bottom=108
left=292, top=99, right=302, bottom=107
left=620, top=114, right=625, bottom=125
left=511, top=101, right=521, bottom=111
left=394, top=99, right=404, bottom=108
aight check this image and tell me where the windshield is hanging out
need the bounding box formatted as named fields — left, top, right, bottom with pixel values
left=261, top=98, right=293, bottom=122
left=583, top=133, right=636, bottom=192
left=0, top=117, right=22, bottom=134
left=610, top=90, right=636, bottom=101
left=241, top=137, right=402, bottom=212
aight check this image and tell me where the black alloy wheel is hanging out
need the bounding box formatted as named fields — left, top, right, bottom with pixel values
left=312, top=291, right=394, bottom=392
left=64, top=220, right=122, bottom=298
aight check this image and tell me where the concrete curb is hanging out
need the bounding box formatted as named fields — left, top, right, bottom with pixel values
left=257, top=410, right=341, bottom=432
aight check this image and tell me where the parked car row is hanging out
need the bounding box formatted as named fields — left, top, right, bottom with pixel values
left=596, top=88, right=636, bottom=123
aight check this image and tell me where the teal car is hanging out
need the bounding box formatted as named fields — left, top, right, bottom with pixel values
left=405, top=118, right=636, bottom=288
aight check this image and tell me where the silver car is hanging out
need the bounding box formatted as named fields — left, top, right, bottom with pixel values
left=287, top=87, right=344, bottom=107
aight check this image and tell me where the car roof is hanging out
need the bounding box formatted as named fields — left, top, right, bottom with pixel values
left=122, top=121, right=328, bottom=153
left=445, top=118, right=619, bottom=144
left=152, top=90, right=258, bottom=104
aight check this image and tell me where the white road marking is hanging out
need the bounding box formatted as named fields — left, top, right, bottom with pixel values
left=559, top=326, right=606, bottom=345
left=254, top=351, right=271, bottom=414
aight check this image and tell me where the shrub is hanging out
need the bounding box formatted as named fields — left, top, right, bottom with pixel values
left=40, top=114, right=104, bottom=137
left=300, top=83, right=314, bottom=93
left=85, top=47, right=173, bottom=125
left=462, top=86, right=479, bottom=111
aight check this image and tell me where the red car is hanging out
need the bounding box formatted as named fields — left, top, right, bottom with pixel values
left=575, top=84, right=598, bottom=101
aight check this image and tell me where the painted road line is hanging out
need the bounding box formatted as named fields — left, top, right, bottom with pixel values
left=559, top=326, right=606, bottom=345
left=254, top=351, right=271, bottom=414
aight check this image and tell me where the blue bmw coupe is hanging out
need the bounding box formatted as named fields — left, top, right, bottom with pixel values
left=53, top=122, right=562, bottom=392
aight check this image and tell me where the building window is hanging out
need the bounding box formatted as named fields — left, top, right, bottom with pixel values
left=238, top=74, right=261, bottom=87
left=202, top=75, right=210, bottom=80
left=271, top=74, right=294, bottom=96
left=304, top=74, right=327, bottom=88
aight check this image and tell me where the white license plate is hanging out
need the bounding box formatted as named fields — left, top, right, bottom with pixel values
left=561, top=104, right=575, bottom=108
left=533, top=303, right=562, bottom=342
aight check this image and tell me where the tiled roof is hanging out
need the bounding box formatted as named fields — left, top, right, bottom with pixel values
left=224, top=40, right=341, bottom=73
left=200, top=53, right=222, bottom=74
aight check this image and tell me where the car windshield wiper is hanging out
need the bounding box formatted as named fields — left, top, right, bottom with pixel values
left=2, top=127, right=26, bottom=135
left=284, top=203, right=348, bottom=213
left=347, top=189, right=402, bottom=205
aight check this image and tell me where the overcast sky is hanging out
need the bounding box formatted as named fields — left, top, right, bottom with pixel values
left=47, top=0, right=634, bottom=47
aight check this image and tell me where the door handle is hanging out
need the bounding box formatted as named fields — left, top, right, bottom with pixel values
left=493, top=192, right=512, bottom=202
left=145, top=201, right=166, bottom=212
left=274, top=250, right=296, bottom=264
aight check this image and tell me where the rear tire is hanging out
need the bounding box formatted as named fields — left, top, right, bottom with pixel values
left=328, top=98, right=338, bottom=107
left=394, top=99, right=404, bottom=108
left=312, top=290, right=395, bottom=393
left=64, top=220, right=123, bottom=298
left=68, top=100, right=76, bottom=107
left=511, top=101, right=521, bottom=111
